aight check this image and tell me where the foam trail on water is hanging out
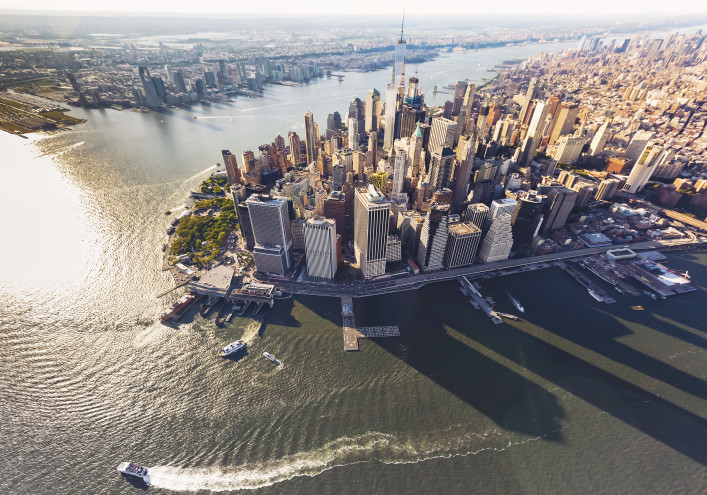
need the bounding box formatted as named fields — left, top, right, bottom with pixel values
left=183, top=165, right=217, bottom=184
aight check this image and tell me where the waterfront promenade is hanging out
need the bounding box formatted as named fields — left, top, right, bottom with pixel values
left=258, top=236, right=703, bottom=299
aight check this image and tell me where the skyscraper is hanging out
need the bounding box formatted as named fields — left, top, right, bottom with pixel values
left=453, top=136, right=476, bottom=211
left=553, top=136, right=586, bottom=165
left=454, top=83, right=476, bottom=146
left=391, top=138, right=409, bottom=204
left=365, top=89, right=381, bottom=133
left=511, top=191, right=544, bottom=249
left=518, top=100, right=549, bottom=166
left=445, top=222, right=482, bottom=268
left=428, top=117, right=457, bottom=154
left=464, top=203, right=489, bottom=228
left=138, top=66, right=161, bottom=108
left=541, top=187, right=577, bottom=234
left=323, top=191, right=346, bottom=237
left=489, top=198, right=518, bottom=219
left=221, top=150, right=241, bottom=186
left=623, top=145, right=663, bottom=194
left=549, top=102, right=580, bottom=144
left=246, top=195, right=293, bottom=275
left=304, top=111, right=318, bottom=165
left=478, top=213, right=513, bottom=263
left=354, top=185, right=390, bottom=279
left=624, top=130, right=654, bottom=162
left=288, top=131, right=303, bottom=165
left=394, top=18, right=407, bottom=87
left=517, top=78, right=538, bottom=125
left=383, top=84, right=401, bottom=150
left=595, top=178, right=621, bottom=201
left=588, top=118, right=612, bottom=156
left=416, top=203, right=450, bottom=272
left=428, top=148, right=455, bottom=192
left=348, top=118, right=359, bottom=149
left=304, top=217, right=337, bottom=281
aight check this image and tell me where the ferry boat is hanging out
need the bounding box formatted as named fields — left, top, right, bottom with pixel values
left=508, top=295, right=525, bottom=313
left=117, top=462, right=151, bottom=486
left=263, top=352, right=279, bottom=364
left=220, top=340, right=246, bottom=357
left=160, top=294, right=196, bottom=322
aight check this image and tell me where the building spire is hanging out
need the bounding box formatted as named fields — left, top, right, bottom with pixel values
left=400, top=9, right=405, bottom=43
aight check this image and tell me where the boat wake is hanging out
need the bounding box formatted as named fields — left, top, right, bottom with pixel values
left=148, top=427, right=562, bottom=491
left=183, top=165, right=217, bottom=184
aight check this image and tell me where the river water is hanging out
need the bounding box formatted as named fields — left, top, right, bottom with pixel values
left=1, top=41, right=706, bottom=494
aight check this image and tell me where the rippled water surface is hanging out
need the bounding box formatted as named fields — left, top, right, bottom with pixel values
left=1, top=43, right=706, bottom=494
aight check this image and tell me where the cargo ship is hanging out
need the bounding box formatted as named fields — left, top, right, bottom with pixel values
left=160, top=294, right=196, bottom=322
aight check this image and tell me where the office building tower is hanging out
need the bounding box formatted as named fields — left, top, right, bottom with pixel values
left=452, top=83, right=475, bottom=146
left=354, top=185, right=390, bottom=279
left=474, top=162, right=497, bottom=183
left=291, top=218, right=306, bottom=251
left=138, top=66, right=161, bottom=108
left=397, top=210, right=422, bottom=253
left=288, top=131, right=303, bottom=165
left=518, top=100, right=549, bottom=166
left=452, top=136, right=476, bottom=211
left=221, top=150, right=241, bottom=185
left=327, top=111, right=342, bottom=132
left=464, top=203, right=489, bottom=229
left=368, top=131, right=377, bottom=169
left=478, top=213, right=513, bottom=263
left=553, top=136, right=586, bottom=165
left=394, top=23, right=407, bottom=87
left=304, top=111, right=318, bottom=165
left=595, top=178, right=621, bottom=201
left=624, top=130, right=654, bottom=162
left=470, top=179, right=496, bottom=206
left=652, top=161, right=685, bottom=180
left=304, top=217, right=337, bottom=281
left=623, top=145, right=663, bottom=194
left=511, top=191, right=544, bottom=249
left=445, top=222, right=482, bottom=268
left=428, top=117, right=457, bottom=154
left=428, top=148, right=455, bottom=192
left=384, top=84, right=401, bottom=150
left=323, top=191, right=346, bottom=236
left=348, top=97, right=365, bottom=138
left=391, top=139, right=409, bottom=203
left=399, top=105, right=426, bottom=139
left=549, top=102, right=580, bottom=144
left=233, top=192, right=255, bottom=251
left=369, top=171, right=387, bottom=193
left=386, top=235, right=402, bottom=262
left=365, top=88, right=381, bottom=133
left=406, top=123, right=424, bottom=178
left=451, top=82, right=467, bottom=116
left=348, top=118, right=359, bottom=149
left=416, top=203, right=450, bottom=272
left=572, top=182, right=595, bottom=208
left=246, top=195, right=293, bottom=275
left=589, top=119, right=612, bottom=156
left=518, top=78, right=538, bottom=125
left=541, top=187, right=577, bottom=234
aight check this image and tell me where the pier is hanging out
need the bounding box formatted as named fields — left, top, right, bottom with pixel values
left=560, top=263, right=616, bottom=304
left=458, top=277, right=503, bottom=325
left=341, top=296, right=400, bottom=351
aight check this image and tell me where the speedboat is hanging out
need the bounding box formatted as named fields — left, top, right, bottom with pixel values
left=220, top=340, right=246, bottom=357
left=263, top=352, right=278, bottom=364
left=509, top=295, right=525, bottom=313
left=117, top=462, right=151, bottom=486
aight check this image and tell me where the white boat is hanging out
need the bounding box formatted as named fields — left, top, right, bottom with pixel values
left=588, top=289, right=604, bottom=302
left=220, top=340, right=246, bottom=357
left=509, top=295, right=525, bottom=313
left=263, top=352, right=278, bottom=364
left=117, top=462, right=151, bottom=486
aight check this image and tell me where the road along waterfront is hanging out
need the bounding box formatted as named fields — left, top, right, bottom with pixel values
left=1, top=41, right=706, bottom=494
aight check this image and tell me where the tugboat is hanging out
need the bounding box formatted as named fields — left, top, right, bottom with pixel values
left=117, top=462, right=151, bottom=486
left=220, top=340, right=247, bottom=357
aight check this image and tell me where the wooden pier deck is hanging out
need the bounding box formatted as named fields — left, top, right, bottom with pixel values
left=341, top=296, right=400, bottom=351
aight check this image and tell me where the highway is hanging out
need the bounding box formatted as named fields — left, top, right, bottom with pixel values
left=258, top=236, right=704, bottom=299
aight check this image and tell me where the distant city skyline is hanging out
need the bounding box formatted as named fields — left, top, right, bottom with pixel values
left=1, top=0, right=705, bottom=15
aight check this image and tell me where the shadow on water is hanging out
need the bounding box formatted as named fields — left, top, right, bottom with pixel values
left=471, top=273, right=707, bottom=465
left=346, top=287, right=566, bottom=441
left=222, top=349, right=249, bottom=363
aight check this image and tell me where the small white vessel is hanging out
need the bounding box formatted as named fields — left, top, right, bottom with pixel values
left=509, top=295, right=525, bottom=313
left=220, top=340, right=246, bottom=357
left=117, top=462, right=151, bottom=486
left=263, top=352, right=278, bottom=364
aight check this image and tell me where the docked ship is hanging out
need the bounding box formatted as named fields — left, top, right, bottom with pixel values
left=508, top=294, right=525, bottom=313
left=117, top=462, right=151, bottom=486
left=220, top=340, right=247, bottom=357
left=588, top=289, right=604, bottom=302
left=160, top=294, right=196, bottom=322
left=263, top=352, right=279, bottom=364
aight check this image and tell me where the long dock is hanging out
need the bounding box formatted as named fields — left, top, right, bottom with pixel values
left=341, top=296, right=400, bottom=351
left=560, top=263, right=616, bottom=304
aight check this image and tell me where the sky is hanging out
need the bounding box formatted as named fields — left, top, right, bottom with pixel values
left=1, top=0, right=705, bottom=16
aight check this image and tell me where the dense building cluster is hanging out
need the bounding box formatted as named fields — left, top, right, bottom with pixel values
left=216, top=30, right=706, bottom=281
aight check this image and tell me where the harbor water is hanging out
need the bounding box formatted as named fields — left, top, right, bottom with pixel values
left=1, top=41, right=706, bottom=494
